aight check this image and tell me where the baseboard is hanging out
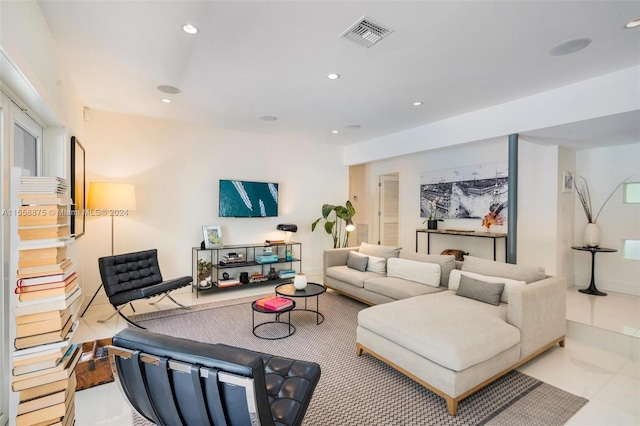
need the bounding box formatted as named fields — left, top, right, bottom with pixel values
left=567, top=319, right=639, bottom=358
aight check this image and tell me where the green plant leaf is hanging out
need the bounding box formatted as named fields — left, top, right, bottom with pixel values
left=311, top=218, right=321, bottom=231
left=321, top=204, right=335, bottom=219
left=324, top=221, right=335, bottom=234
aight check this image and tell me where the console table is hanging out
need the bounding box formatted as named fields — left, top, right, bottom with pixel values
left=571, top=246, right=617, bottom=296
left=416, top=229, right=507, bottom=261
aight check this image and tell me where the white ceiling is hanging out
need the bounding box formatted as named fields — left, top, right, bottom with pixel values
left=37, top=1, right=640, bottom=148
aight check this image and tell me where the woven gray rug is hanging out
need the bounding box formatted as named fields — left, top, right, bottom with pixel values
left=130, top=292, right=587, bottom=425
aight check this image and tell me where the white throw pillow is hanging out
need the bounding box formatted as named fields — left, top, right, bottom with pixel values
left=351, top=251, right=386, bottom=274
left=448, top=269, right=526, bottom=303
left=387, top=258, right=441, bottom=288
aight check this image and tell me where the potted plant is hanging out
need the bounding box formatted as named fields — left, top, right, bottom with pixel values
left=575, top=174, right=633, bottom=247
left=423, top=197, right=444, bottom=230
left=311, top=201, right=356, bottom=248
left=197, top=259, right=212, bottom=283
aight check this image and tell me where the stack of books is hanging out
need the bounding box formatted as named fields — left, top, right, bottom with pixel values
left=255, top=296, right=294, bottom=312
left=12, top=176, right=79, bottom=426
left=255, top=254, right=279, bottom=264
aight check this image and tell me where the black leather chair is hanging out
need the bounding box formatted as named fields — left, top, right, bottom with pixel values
left=98, top=249, right=192, bottom=328
left=109, top=328, right=321, bottom=426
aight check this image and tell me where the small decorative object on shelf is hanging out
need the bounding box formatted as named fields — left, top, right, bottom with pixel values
left=575, top=173, right=634, bottom=248
left=294, top=273, right=308, bottom=290
left=423, top=197, right=444, bottom=230
left=267, top=267, right=278, bottom=280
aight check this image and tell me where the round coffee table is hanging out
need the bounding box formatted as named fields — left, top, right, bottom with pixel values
left=251, top=300, right=296, bottom=340
left=275, top=282, right=326, bottom=325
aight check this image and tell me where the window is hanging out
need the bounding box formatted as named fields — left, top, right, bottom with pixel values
left=623, top=182, right=640, bottom=204
left=623, top=240, right=640, bottom=261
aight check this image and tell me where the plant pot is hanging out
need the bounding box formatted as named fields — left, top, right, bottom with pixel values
left=583, top=223, right=601, bottom=248
left=427, top=219, right=438, bottom=230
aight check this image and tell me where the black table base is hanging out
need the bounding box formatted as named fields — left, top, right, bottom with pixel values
left=571, top=246, right=617, bottom=297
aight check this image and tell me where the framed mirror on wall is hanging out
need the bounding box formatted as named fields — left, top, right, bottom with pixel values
left=70, top=136, right=85, bottom=238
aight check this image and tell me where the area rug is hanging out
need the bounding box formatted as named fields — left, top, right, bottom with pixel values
left=130, top=292, right=587, bottom=426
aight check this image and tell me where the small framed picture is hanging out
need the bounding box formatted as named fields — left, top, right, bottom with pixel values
left=562, top=171, right=574, bottom=193
left=202, top=225, right=223, bottom=248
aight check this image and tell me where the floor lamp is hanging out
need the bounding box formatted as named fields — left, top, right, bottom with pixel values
left=80, top=182, right=136, bottom=317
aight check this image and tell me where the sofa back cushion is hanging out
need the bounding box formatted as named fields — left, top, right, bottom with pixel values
left=448, top=269, right=526, bottom=303
left=346, top=251, right=368, bottom=272
left=462, top=256, right=545, bottom=283
left=351, top=251, right=386, bottom=274
left=386, top=258, right=441, bottom=287
left=398, top=252, right=455, bottom=287
left=358, top=242, right=401, bottom=259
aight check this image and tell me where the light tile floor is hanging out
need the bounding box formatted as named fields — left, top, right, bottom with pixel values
left=74, top=283, right=640, bottom=426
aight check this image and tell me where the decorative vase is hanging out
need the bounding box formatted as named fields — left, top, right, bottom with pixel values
left=583, top=223, right=601, bottom=248
left=427, top=219, right=438, bottom=230
left=294, top=273, right=307, bottom=290
left=267, top=267, right=278, bottom=280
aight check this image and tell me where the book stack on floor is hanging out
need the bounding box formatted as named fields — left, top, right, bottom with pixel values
left=12, top=176, right=80, bottom=426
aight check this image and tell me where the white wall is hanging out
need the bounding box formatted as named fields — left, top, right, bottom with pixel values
left=574, top=143, right=640, bottom=295
left=81, top=109, right=347, bottom=305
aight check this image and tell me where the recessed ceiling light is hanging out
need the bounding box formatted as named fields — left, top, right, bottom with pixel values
left=332, top=130, right=339, bottom=134
left=345, top=124, right=361, bottom=129
left=624, top=18, right=640, bottom=29
left=327, top=73, right=341, bottom=80
left=183, top=24, right=199, bottom=35
left=161, top=98, right=171, bottom=103
left=259, top=116, right=278, bottom=121
left=413, top=101, right=423, bottom=106
left=549, top=38, right=591, bottom=56
left=158, top=85, right=181, bottom=94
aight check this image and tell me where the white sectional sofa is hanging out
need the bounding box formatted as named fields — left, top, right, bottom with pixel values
left=323, top=243, right=566, bottom=416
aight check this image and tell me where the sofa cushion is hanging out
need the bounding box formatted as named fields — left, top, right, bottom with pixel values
left=359, top=242, right=401, bottom=259
left=347, top=251, right=368, bottom=272
left=448, top=269, right=526, bottom=303
left=351, top=251, right=386, bottom=274
left=386, top=258, right=440, bottom=288
left=399, top=252, right=456, bottom=287
left=325, top=265, right=381, bottom=288
left=358, top=292, right=519, bottom=371
left=456, top=275, right=504, bottom=306
left=364, top=276, right=445, bottom=300
left=462, top=256, right=545, bottom=283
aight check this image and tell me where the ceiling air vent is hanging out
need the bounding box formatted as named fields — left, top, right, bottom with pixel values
left=340, top=16, right=394, bottom=48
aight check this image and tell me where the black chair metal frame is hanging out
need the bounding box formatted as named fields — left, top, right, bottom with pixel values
left=97, top=249, right=192, bottom=328
left=109, top=328, right=321, bottom=426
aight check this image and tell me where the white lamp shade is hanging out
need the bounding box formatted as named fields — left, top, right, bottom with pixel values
left=88, top=182, right=136, bottom=211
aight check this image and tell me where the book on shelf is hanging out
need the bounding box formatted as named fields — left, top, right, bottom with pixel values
left=16, top=268, right=76, bottom=287
left=13, top=350, right=67, bottom=375
left=17, top=277, right=78, bottom=302
left=217, top=278, right=241, bottom=288
left=16, top=258, right=72, bottom=279
left=12, top=344, right=77, bottom=379
left=255, top=295, right=294, bottom=311
left=21, top=196, right=73, bottom=206
left=13, top=326, right=76, bottom=363
left=265, top=239, right=285, bottom=244
left=16, top=272, right=77, bottom=293
left=15, top=378, right=75, bottom=426
left=12, top=344, right=80, bottom=391
left=17, top=224, right=71, bottom=241
left=14, top=316, right=74, bottom=350
left=17, top=374, right=76, bottom=415
left=16, top=301, right=75, bottom=338
left=18, top=249, right=67, bottom=269
left=18, top=375, right=74, bottom=403
left=15, top=297, right=79, bottom=328
left=14, top=288, right=81, bottom=319
left=19, top=245, right=67, bottom=260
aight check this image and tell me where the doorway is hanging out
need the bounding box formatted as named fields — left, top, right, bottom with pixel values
left=378, top=173, right=399, bottom=246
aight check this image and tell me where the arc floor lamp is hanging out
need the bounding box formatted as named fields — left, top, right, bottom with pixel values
left=80, top=182, right=136, bottom=317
